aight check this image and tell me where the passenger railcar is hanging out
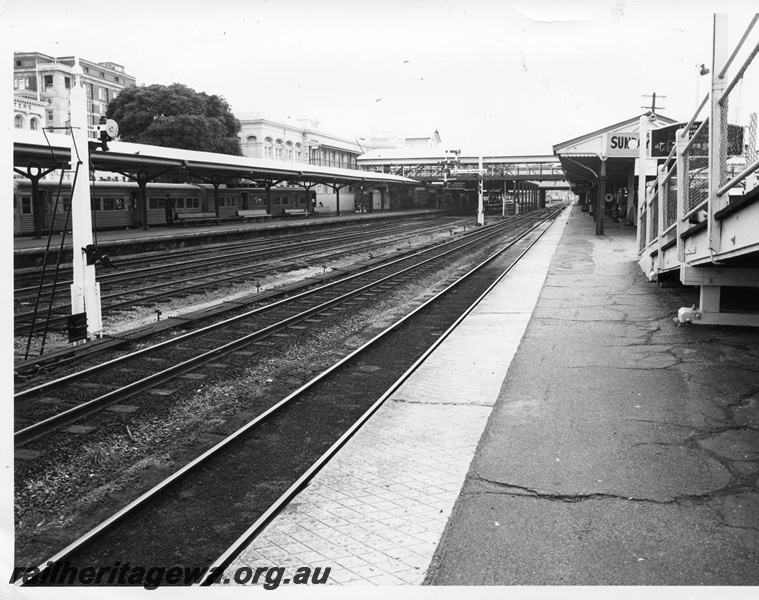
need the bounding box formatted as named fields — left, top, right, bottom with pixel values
left=12, top=179, right=314, bottom=235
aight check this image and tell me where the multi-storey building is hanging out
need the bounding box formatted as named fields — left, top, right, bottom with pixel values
left=237, top=115, right=440, bottom=211
left=238, top=114, right=365, bottom=169
left=238, top=114, right=370, bottom=210
left=13, top=51, right=136, bottom=137
left=13, top=93, right=45, bottom=131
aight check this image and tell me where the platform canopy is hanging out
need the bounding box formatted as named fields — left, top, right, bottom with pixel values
left=553, top=112, right=678, bottom=192
left=13, top=130, right=419, bottom=188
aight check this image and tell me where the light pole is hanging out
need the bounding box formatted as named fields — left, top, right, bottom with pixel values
left=696, top=63, right=710, bottom=111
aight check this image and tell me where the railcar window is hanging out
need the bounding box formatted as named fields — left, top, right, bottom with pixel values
left=188, top=198, right=200, bottom=209
left=253, top=197, right=263, bottom=206
left=103, top=198, right=115, bottom=211
left=21, top=197, right=32, bottom=215
left=281, top=196, right=289, bottom=205
left=91, top=198, right=100, bottom=211
left=176, top=198, right=185, bottom=209
left=299, top=196, right=306, bottom=205
left=273, top=198, right=281, bottom=205
left=115, top=198, right=125, bottom=210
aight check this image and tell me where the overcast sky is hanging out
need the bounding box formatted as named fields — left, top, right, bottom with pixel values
left=3, top=0, right=759, bottom=155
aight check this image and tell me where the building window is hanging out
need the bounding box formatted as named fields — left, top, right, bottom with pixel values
left=264, top=137, right=273, bottom=159
left=44, top=75, right=53, bottom=90
left=47, top=111, right=54, bottom=122
left=65, top=77, right=70, bottom=89
left=14, top=115, right=24, bottom=129
left=30, top=118, right=39, bottom=131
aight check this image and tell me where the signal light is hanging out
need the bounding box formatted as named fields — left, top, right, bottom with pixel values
left=82, top=244, right=117, bottom=269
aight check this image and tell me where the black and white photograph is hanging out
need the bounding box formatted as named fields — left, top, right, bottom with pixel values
left=2, top=1, right=758, bottom=598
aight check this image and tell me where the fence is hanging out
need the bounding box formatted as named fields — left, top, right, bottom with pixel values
left=638, top=13, right=759, bottom=274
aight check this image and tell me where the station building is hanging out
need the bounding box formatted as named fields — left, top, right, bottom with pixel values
left=238, top=114, right=443, bottom=212
left=13, top=52, right=136, bottom=137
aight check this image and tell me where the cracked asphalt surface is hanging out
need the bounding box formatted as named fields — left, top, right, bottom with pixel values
left=425, top=207, right=759, bottom=586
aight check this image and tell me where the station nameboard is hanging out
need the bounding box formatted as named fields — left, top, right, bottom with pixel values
left=604, top=132, right=640, bottom=157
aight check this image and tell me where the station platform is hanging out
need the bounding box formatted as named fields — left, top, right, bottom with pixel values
left=12, top=208, right=450, bottom=269
left=217, top=202, right=759, bottom=589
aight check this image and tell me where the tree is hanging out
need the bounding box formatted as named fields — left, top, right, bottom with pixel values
left=106, top=83, right=242, bottom=155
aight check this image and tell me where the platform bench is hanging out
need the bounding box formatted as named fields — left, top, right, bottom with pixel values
left=175, top=211, right=221, bottom=226
left=237, top=209, right=272, bottom=222
left=282, top=209, right=309, bottom=218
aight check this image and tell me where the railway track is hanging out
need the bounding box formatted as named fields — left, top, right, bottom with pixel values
left=14, top=212, right=548, bottom=446
left=14, top=216, right=468, bottom=337
left=15, top=206, right=563, bottom=587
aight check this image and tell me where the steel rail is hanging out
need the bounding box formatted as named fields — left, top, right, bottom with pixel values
left=13, top=219, right=468, bottom=337
left=14, top=217, right=450, bottom=294
left=14, top=206, right=564, bottom=587
left=201, top=208, right=560, bottom=585
left=15, top=217, right=538, bottom=445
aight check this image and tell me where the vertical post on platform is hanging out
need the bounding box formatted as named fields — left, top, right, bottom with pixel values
left=596, top=159, right=607, bottom=236
left=626, top=163, right=635, bottom=222
left=69, top=59, right=103, bottom=337
left=502, top=179, right=507, bottom=217
left=477, top=156, right=484, bottom=226
left=637, top=115, right=649, bottom=249
left=514, top=181, right=520, bottom=216
left=708, top=13, right=729, bottom=257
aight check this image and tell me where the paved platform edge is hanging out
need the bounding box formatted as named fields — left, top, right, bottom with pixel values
left=216, top=208, right=572, bottom=586
left=424, top=207, right=759, bottom=586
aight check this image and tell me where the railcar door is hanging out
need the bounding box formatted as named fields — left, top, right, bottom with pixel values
left=129, top=191, right=142, bottom=227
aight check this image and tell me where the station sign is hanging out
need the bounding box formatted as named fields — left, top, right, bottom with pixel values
left=651, top=122, right=744, bottom=157
left=604, top=132, right=640, bottom=157
left=651, top=122, right=701, bottom=157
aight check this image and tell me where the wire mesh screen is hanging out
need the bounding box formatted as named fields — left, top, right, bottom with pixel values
left=720, top=98, right=731, bottom=187
left=685, top=123, right=709, bottom=214
left=663, top=170, right=678, bottom=229
left=639, top=209, right=647, bottom=252
left=650, top=197, right=659, bottom=243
